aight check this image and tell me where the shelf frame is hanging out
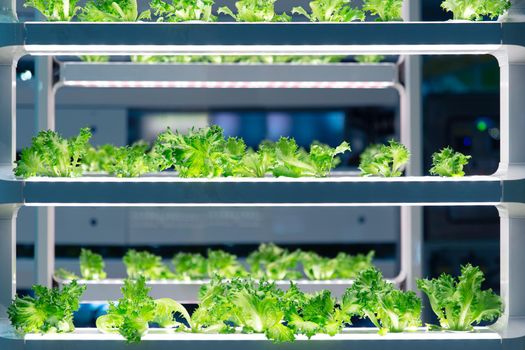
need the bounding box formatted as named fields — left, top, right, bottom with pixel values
left=1, top=18, right=525, bottom=347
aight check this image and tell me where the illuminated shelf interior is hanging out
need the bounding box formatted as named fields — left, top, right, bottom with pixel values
left=58, top=62, right=398, bottom=89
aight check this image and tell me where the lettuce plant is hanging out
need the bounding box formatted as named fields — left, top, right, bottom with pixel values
left=8, top=281, right=86, bottom=334
left=15, top=128, right=92, bottom=178
left=359, top=140, right=409, bottom=177
left=24, top=0, right=81, bottom=21
left=218, top=0, right=291, bottom=22
left=79, top=0, right=151, bottom=21
left=292, top=0, right=364, bottom=22
left=429, top=147, right=471, bottom=177
left=150, top=0, right=216, bottom=21
left=417, top=264, right=503, bottom=331
left=441, top=0, right=511, bottom=20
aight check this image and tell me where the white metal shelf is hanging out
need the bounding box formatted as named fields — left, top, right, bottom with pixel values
left=54, top=277, right=402, bottom=303
left=2, top=17, right=525, bottom=348
left=13, top=22, right=515, bottom=56
left=57, top=62, right=399, bottom=89
left=0, top=174, right=512, bottom=206
left=0, top=321, right=503, bottom=350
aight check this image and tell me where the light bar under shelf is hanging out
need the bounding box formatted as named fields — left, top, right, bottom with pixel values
left=14, top=22, right=517, bottom=56
left=58, top=62, right=398, bottom=89
left=0, top=321, right=502, bottom=350
left=16, top=175, right=507, bottom=206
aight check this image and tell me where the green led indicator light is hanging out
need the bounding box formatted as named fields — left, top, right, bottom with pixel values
left=476, top=120, right=488, bottom=132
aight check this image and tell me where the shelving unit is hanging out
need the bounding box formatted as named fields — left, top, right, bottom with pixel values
left=2, top=3, right=525, bottom=348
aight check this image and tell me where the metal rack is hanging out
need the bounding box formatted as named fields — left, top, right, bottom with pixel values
left=38, top=34, right=410, bottom=300
left=2, top=3, right=525, bottom=349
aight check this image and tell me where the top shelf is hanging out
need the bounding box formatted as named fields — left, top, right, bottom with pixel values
left=2, top=22, right=524, bottom=56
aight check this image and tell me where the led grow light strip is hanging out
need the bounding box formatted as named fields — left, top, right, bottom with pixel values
left=22, top=327, right=501, bottom=341
left=25, top=44, right=502, bottom=56
left=62, top=80, right=393, bottom=89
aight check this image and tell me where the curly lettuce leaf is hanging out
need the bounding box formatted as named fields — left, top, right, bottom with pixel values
left=359, top=140, right=409, bottom=177
left=150, top=0, right=216, bottom=21
left=292, top=0, right=364, bottom=22
left=24, top=0, right=81, bottom=21
left=15, top=128, right=92, bottom=178
left=417, top=264, right=503, bottom=331
left=123, top=250, right=175, bottom=280
left=362, top=0, right=403, bottom=21
left=8, top=281, right=86, bottom=334
left=80, top=248, right=107, bottom=280
left=97, top=276, right=156, bottom=343
left=218, top=0, right=291, bottom=22
left=79, top=0, right=150, bottom=21
left=429, top=147, right=471, bottom=177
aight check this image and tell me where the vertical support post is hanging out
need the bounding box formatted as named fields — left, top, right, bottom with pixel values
left=497, top=204, right=525, bottom=337
left=35, top=56, right=56, bottom=287
left=494, top=45, right=525, bottom=336
left=0, top=0, right=20, bottom=311
left=0, top=61, right=16, bottom=168
left=0, top=205, right=19, bottom=317
left=0, top=0, right=17, bottom=22
left=400, top=0, right=423, bottom=291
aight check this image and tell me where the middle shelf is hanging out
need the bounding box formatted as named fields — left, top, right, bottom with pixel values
left=57, top=62, right=399, bottom=89
left=54, top=277, right=401, bottom=303
left=9, top=174, right=509, bottom=206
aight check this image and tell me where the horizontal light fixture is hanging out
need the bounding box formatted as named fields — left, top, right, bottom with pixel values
left=62, top=80, right=394, bottom=89
left=22, top=327, right=501, bottom=341
left=25, top=44, right=502, bottom=56
left=23, top=175, right=499, bottom=182
left=24, top=202, right=501, bottom=207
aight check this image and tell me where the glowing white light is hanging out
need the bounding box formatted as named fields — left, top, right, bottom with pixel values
left=62, top=80, right=393, bottom=89
left=20, top=70, right=32, bottom=81
left=25, top=44, right=502, bottom=56
left=21, top=327, right=501, bottom=341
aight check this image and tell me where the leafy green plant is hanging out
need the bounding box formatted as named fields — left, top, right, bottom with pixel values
left=54, top=268, right=79, bottom=280
left=417, top=264, right=503, bottom=331
left=153, top=126, right=245, bottom=177
left=193, top=277, right=295, bottom=342
left=150, top=0, right=216, bottom=21
left=207, top=249, right=246, bottom=278
left=218, top=0, right=291, bottom=22
left=300, top=252, right=339, bottom=280
left=345, top=267, right=421, bottom=334
left=24, top=0, right=81, bottom=21
left=271, top=138, right=351, bottom=177
left=441, top=0, right=511, bottom=20
left=8, top=281, right=86, bottom=334
left=80, top=248, right=107, bottom=280
left=15, top=128, right=92, bottom=178
left=429, top=147, right=471, bottom=177
left=355, top=55, right=385, bottom=63
left=153, top=297, right=193, bottom=329
left=82, top=144, right=118, bottom=173
left=358, top=140, right=410, bottom=177
left=233, top=146, right=276, bottom=177
left=282, top=286, right=351, bottom=337
left=96, top=276, right=156, bottom=342
left=292, top=0, right=364, bottom=22
left=79, top=0, right=151, bottom=21
left=173, top=252, right=208, bottom=280
left=79, top=55, right=110, bottom=62
left=334, top=251, right=375, bottom=279
left=247, top=243, right=302, bottom=280
left=362, top=0, right=403, bottom=21
left=107, top=145, right=154, bottom=177
left=123, top=250, right=175, bottom=280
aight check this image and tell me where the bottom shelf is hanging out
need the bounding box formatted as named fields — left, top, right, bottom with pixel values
left=0, top=323, right=503, bottom=350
